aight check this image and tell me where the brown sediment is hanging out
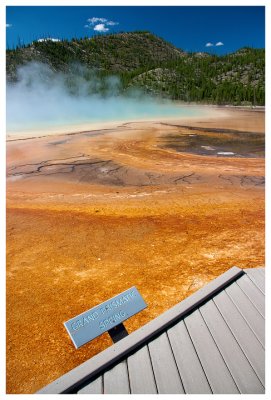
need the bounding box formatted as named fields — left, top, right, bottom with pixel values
left=6, top=108, right=265, bottom=393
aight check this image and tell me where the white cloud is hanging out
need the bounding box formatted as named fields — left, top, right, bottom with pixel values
left=6, top=23, right=12, bottom=28
left=205, top=42, right=214, bottom=47
left=215, top=42, right=224, bottom=46
left=106, top=20, right=119, bottom=26
left=37, top=38, right=60, bottom=43
left=93, top=24, right=109, bottom=33
left=85, top=17, right=119, bottom=31
left=87, top=17, right=107, bottom=25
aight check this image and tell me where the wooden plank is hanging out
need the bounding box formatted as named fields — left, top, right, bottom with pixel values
left=37, top=267, right=243, bottom=394
left=200, top=300, right=264, bottom=393
left=244, top=269, right=265, bottom=294
left=103, top=361, right=130, bottom=394
left=236, top=275, right=265, bottom=317
left=77, top=376, right=103, bottom=394
left=225, top=282, right=265, bottom=347
left=214, top=291, right=265, bottom=386
left=127, top=346, right=157, bottom=394
left=184, top=309, right=239, bottom=394
left=148, top=332, right=184, bottom=394
left=167, top=320, right=212, bottom=394
left=256, top=268, right=265, bottom=277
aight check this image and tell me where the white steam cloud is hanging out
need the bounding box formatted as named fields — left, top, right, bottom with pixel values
left=6, top=62, right=190, bottom=134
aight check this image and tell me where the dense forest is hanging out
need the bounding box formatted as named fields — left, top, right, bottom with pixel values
left=6, top=31, right=265, bottom=105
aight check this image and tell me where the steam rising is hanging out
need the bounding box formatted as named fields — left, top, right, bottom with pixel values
left=6, top=62, right=202, bottom=134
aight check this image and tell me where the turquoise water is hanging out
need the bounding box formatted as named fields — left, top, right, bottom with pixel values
left=7, top=62, right=208, bottom=134
left=7, top=95, right=208, bottom=134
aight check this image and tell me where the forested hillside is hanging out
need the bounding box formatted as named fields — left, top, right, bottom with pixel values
left=6, top=31, right=265, bottom=105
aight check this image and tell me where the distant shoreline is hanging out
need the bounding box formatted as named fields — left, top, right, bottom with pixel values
left=172, top=102, right=265, bottom=111
left=6, top=104, right=265, bottom=142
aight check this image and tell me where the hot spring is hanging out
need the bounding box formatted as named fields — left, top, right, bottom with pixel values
left=6, top=62, right=209, bottom=136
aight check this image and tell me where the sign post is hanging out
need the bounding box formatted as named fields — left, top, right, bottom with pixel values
left=108, top=323, right=128, bottom=343
left=64, top=286, right=147, bottom=348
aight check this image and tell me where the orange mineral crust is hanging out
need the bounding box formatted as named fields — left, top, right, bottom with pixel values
left=6, top=108, right=265, bottom=393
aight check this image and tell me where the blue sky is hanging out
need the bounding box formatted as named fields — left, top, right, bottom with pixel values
left=6, top=6, right=265, bottom=54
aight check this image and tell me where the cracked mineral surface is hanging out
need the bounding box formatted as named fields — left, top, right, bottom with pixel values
left=6, top=107, right=265, bottom=393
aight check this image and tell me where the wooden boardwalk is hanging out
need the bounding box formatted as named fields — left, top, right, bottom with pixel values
left=38, top=267, right=265, bottom=394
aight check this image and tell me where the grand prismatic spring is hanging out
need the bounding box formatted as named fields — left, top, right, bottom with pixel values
left=6, top=104, right=264, bottom=393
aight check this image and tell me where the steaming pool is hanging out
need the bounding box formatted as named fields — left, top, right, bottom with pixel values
left=6, top=94, right=210, bottom=137
left=6, top=99, right=264, bottom=159
left=7, top=62, right=209, bottom=136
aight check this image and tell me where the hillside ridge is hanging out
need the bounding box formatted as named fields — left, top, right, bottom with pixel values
left=6, top=31, right=265, bottom=105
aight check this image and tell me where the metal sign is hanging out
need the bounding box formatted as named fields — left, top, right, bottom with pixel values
left=64, top=286, right=147, bottom=349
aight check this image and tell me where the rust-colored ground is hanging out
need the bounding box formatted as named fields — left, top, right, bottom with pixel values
left=6, top=108, right=265, bottom=393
